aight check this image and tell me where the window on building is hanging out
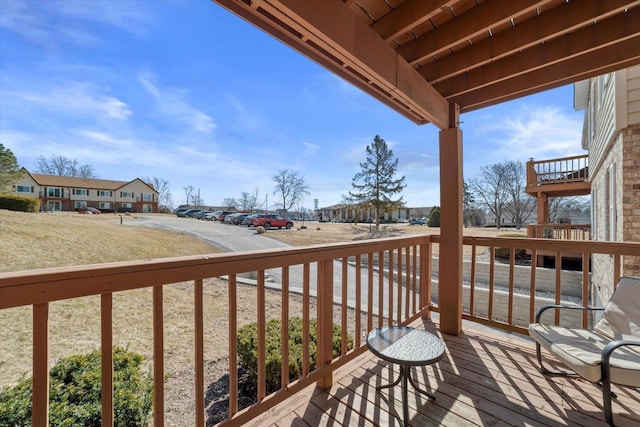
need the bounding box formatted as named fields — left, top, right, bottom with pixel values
left=75, top=201, right=87, bottom=209
left=142, top=193, right=153, bottom=202
left=121, top=203, right=132, bottom=209
left=121, top=191, right=133, bottom=198
left=98, top=190, right=111, bottom=197
left=47, top=187, right=62, bottom=197
left=73, top=189, right=88, bottom=196
left=16, top=185, right=32, bottom=193
left=99, top=202, right=111, bottom=209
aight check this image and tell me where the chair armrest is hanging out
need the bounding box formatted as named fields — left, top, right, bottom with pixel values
left=602, top=340, right=640, bottom=362
left=534, top=304, right=605, bottom=323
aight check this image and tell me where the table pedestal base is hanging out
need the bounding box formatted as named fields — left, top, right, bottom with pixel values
left=376, top=364, right=435, bottom=426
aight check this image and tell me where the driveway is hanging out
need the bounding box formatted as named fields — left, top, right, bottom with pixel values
left=128, top=216, right=396, bottom=315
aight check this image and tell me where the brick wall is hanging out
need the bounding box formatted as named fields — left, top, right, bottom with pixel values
left=622, top=125, right=640, bottom=276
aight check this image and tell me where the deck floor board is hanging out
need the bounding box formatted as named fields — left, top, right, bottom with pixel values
left=248, top=318, right=640, bottom=426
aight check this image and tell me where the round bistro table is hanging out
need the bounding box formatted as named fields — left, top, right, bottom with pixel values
left=366, top=326, right=445, bottom=426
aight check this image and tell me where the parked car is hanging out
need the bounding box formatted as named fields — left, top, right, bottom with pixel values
left=252, top=214, right=293, bottom=229
left=409, top=219, right=425, bottom=225
left=203, top=212, right=217, bottom=221
left=178, top=209, right=199, bottom=217
left=241, top=214, right=259, bottom=226
left=175, top=208, right=190, bottom=217
left=217, top=211, right=235, bottom=222
left=78, top=207, right=101, bottom=214
left=193, top=210, right=210, bottom=220
left=224, top=213, right=243, bottom=224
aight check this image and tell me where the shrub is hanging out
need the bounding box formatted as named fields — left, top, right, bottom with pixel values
left=427, top=206, right=440, bottom=227
left=237, top=317, right=353, bottom=395
left=0, top=346, right=153, bottom=427
left=495, top=233, right=528, bottom=262
left=0, top=194, right=39, bottom=212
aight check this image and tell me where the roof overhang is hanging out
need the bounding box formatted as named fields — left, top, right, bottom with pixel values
left=213, top=0, right=640, bottom=129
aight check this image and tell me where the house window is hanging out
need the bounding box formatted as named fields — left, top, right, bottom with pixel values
left=121, top=191, right=133, bottom=198
left=73, top=188, right=88, bottom=196
left=46, top=187, right=62, bottom=197
left=142, top=193, right=153, bottom=202
left=75, top=201, right=87, bottom=209
left=142, top=204, right=152, bottom=213
left=99, top=202, right=111, bottom=209
left=98, top=190, right=111, bottom=197
left=121, top=203, right=132, bottom=209
left=16, top=185, right=32, bottom=193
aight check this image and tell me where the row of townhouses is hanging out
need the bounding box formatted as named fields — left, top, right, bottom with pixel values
left=12, top=169, right=159, bottom=213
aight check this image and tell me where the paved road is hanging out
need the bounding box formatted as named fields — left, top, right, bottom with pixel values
left=127, top=216, right=401, bottom=316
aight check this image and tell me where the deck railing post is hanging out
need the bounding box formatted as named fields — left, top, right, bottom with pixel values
left=316, top=259, right=334, bottom=389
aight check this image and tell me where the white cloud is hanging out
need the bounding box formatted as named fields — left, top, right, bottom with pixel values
left=1, top=82, right=132, bottom=121
left=138, top=74, right=217, bottom=133
left=472, top=104, right=583, bottom=160
left=303, top=142, right=320, bottom=156
left=0, top=0, right=153, bottom=48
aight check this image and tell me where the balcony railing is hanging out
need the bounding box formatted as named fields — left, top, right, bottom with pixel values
left=1, top=235, right=638, bottom=426
left=527, top=223, right=591, bottom=240
left=526, top=154, right=589, bottom=187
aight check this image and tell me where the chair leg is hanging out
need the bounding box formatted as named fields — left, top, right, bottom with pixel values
left=536, top=342, right=577, bottom=376
left=601, top=355, right=615, bottom=426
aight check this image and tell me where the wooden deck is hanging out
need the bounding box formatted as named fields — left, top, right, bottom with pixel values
left=250, top=318, right=640, bottom=427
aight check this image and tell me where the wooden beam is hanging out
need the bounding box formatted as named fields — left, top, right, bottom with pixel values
left=398, top=0, right=547, bottom=65
left=420, top=0, right=638, bottom=83
left=214, top=0, right=449, bottom=127
left=435, top=9, right=640, bottom=98
left=438, top=103, right=463, bottom=336
left=371, top=0, right=455, bottom=42
left=452, top=36, right=640, bottom=111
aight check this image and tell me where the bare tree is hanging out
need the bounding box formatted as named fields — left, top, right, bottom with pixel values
left=36, top=155, right=96, bottom=177
left=350, top=135, right=406, bottom=231
left=502, top=160, right=535, bottom=230
left=272, top=169, right=310, bottom=217
left=223, top=197, right=237, bottom=210
left=142, top=176, right=173, bottom=213
left=183, top=185, right=195, bottom=207
left=470, top=163, right=510, bottom=229
left=238, top=189, right=260, bottom=212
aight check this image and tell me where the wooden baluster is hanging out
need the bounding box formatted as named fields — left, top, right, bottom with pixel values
left=101, top=293, right=113, bottom=427
left=153, top=286, right=164, bottom=427
left=33, top=303, right=49, bottom=427
left=228, top=274, right=238, bottom=416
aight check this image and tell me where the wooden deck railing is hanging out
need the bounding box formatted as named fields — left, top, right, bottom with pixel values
left=0, top=236, right=432, bottom=427
left=527, top=223, right=591, bottom=240
left=1, top=235, right=638, bottom=426
left=446, top=237, right=640, bottom=334
left=526, top=154, right=589, bottom=187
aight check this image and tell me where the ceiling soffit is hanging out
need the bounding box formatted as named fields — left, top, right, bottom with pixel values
left=213, top=0, right=640, bottom=128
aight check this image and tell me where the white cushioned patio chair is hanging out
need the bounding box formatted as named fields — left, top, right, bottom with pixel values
left=529, top=276, right=640, bottom=426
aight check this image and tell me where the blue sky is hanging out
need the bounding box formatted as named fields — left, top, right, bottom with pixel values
left=0, top=0, right=587, bottom=209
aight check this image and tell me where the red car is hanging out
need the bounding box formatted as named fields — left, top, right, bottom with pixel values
left=78, top=207, right=101, bottom=214
left=252, top=214, right=293, bottom=229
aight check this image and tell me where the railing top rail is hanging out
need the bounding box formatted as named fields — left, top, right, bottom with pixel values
left=0, top=234, right=433, bottom=309
left=527, top=153, right=588, bottom=165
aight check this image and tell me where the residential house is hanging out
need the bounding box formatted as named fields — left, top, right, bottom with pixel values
left=574, top=65, right=640, bottom=302
left=12, top=170, right=159, bottom=213
left=316, top=203, right=430, bottom=223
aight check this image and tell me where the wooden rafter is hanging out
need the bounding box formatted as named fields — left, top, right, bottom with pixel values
left=397, top=0, right=549, bottom=66
left=419, top=0, right=637, bottom=84
left=214, top=0, right=640, bottom=127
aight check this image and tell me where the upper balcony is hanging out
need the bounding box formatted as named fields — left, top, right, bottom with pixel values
left=1, top=235, right=639, bottom=426
left=526, top=155, right=591, bottom=198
